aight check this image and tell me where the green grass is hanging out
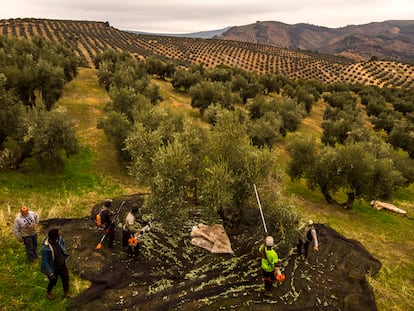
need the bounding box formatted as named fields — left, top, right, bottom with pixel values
left=1, top=68, right=413, bottom=311
left=0, top=68, right=139, bottom=310
left=0, top=239, right=74, bottom=311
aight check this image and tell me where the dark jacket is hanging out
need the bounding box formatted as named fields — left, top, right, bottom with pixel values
left=40, top=236, right=68, bottom=275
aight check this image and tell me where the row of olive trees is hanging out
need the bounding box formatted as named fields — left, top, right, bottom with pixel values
left=169, top=64, right=318, bottom=148
left=357, top=85, right=414, bottom=158
left=287, top=83, right=414, bottom=208
left=0, top=36, right=78, bottom=109
left=95, top=52, right=300, bottom=247
left=172, top=65, right=320, bottom=114
left=0, top=36, right=79, bottom=172
left=320, top=82, right=414, bottom=159
left=287, top=133, right=414, bottom=209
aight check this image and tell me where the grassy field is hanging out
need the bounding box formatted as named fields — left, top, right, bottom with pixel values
left=0, top=68, right=413, bottom=310
left=0, top=68, right=141, bottom=310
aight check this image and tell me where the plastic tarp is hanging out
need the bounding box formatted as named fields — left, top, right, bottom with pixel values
left=190, top=223, right=234, bottom=254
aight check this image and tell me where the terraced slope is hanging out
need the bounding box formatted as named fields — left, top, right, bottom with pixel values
left=1, top=18, right=413, bottom=89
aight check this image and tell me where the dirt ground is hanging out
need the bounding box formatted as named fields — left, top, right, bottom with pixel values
left=39, top=195, right=381, bottom=311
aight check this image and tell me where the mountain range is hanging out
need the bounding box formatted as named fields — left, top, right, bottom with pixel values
left=138, top=20, right=414, bottom=64
left=217, top=20, right=414, bottom=63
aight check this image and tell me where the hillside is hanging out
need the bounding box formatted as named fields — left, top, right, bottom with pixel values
left=1, top=18, right=414, bottom=90
left=1, top=62, right=413, bottom=310
left=218, top=20, right=414, bottom=63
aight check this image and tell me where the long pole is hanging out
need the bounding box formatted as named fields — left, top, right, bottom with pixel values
left=253, top=184, right=268, bottom=235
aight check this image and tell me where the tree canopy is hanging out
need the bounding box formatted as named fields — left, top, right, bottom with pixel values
left=0, top=37, right=79, bottom=172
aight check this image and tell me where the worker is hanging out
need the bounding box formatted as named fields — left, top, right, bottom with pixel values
left=97, top=199, right=115, bottom=248
left=296, top=219, right=319, bottom=260
left=13, top=205, right=40, bottom=263
left=40, top=228, right=74, bottom=300
left=258, top=235, right=279, bottom=297
left=122, top=204, right=141, bottom=257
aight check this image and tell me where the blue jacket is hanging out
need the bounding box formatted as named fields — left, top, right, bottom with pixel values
left=40, top=237, right=68, bottom=275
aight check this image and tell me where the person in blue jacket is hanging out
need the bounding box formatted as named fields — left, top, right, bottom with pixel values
left=258, top=235, right=279, bottom=297
left=40, top=228, right=74, bottom=300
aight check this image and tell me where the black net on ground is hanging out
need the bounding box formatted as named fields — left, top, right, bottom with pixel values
left=39, top=194, right=381, bottom=311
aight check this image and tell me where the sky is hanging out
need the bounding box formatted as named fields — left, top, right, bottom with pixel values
left=1, top=0, right=413, bottom=34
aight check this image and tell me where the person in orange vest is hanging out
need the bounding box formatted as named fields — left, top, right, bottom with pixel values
left=96, top=199, right=115, bottom=248
left=122, top=204, right=141, bottom=257
left=258, top=235, right=279, bottom=297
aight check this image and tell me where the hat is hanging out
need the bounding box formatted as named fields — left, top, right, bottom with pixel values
left=308, top=219, right=314, bottom=226
left=265, top=235, right=274, bottom=247
left=48, top=228, right=59, bottom=241
left=103, top=199, right=112, bottom=207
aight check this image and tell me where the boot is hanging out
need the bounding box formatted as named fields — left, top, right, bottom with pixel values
left=63, top=292, right=75, bottom=299
left=46, top=292, right=55, bottom=300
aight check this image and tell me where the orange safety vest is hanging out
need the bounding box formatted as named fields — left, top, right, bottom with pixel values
left=96, top=213, right=102, bottom=227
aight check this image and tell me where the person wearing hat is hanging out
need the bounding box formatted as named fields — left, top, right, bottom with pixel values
left=258, top=235, right=279, bottom=297
left=296, top=219, right=319, bottom=260
left=13, top=205, right=40, bottom=263
left=40, top=228, right=74, bottom=300
left=122, top=204, right=142, bottom=257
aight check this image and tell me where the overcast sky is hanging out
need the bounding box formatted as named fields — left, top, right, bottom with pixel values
left=1, top=0, right=413, bottom=34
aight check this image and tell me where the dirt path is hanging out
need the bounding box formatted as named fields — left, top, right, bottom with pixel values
left=58, top=67, right=109, bottom=147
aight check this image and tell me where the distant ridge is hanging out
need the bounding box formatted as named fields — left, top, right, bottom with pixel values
left=129, top=26, right=232, bottom=39
left=0, top=18, right=413, bottom=89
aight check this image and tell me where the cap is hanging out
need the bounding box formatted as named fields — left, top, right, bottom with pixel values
left=308, top=219, right=314, bottom=225
left=103, top=199, right=112, bottom=207
left=265, top=235, right=274, bottom=247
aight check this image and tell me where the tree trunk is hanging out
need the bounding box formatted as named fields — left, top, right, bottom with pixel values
left=342, top=192, right=355, bottom=209
left=320, top=184, right=338, bottom=205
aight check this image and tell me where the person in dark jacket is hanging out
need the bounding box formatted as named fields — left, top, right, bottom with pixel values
left=97, top=199, right=115, bottom=248
left=40, top=228, right=74, bottom=300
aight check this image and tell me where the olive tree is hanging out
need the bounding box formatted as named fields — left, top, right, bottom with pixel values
left=145, top=139, right=193, bottom=219
left=200, top=108, right=277, bottom=229
left=171, top=68, right=202, bottom=91
left=287, top=133, right=408, bottom=209
left=189, top=81, right=232, bottom=113
left=247, top=112, right=282, bottom=148
left=97, top=111, right=132, bottom=162
left=30, top=107, right=78, bottom=173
